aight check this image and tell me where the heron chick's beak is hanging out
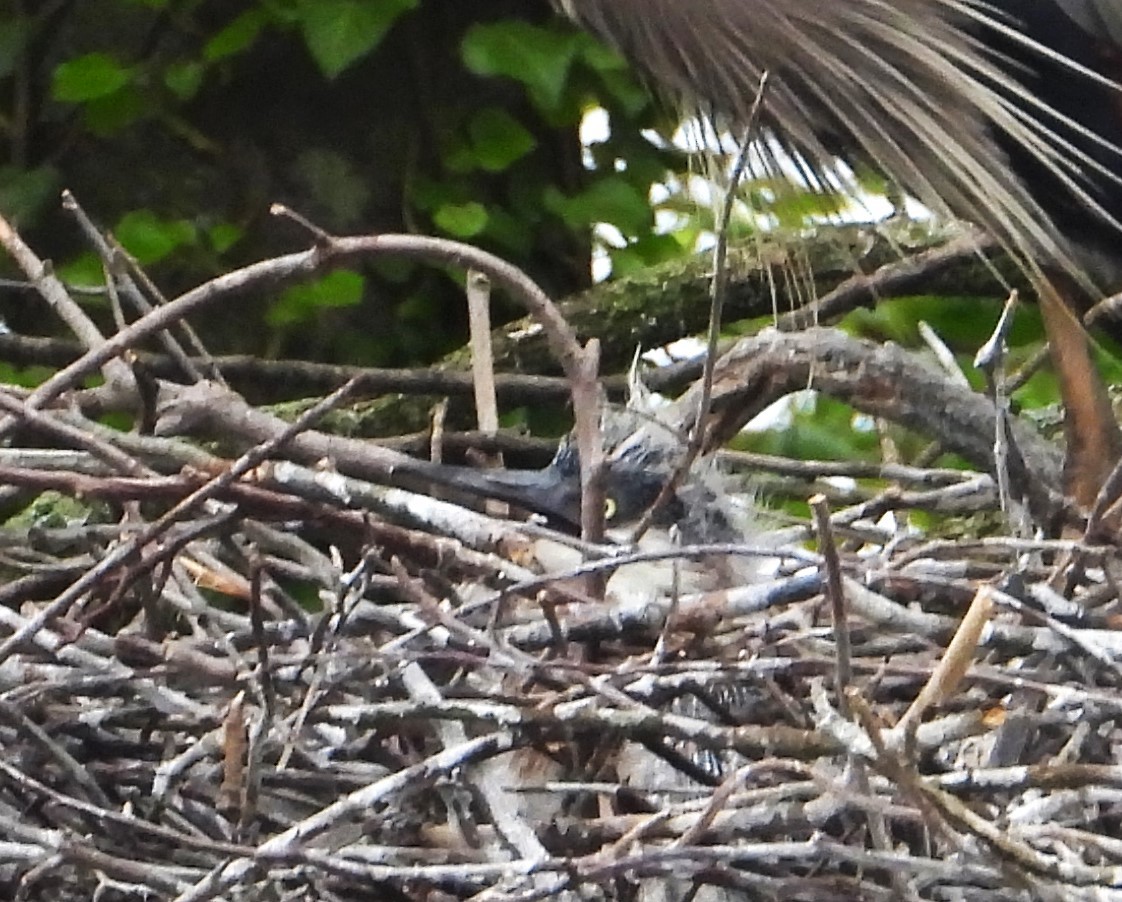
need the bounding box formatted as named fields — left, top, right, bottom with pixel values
left=405, top=441, right=677, bottom=536
left=421, top=461, right=584, bottom=532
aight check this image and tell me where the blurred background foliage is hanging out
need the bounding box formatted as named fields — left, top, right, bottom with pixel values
left=0, top=0, right=1075, bottom=468
left=0, top=0, right=692, bottom=363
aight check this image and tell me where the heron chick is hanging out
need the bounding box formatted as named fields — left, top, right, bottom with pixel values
left=416, top=397, right=765, bottom=602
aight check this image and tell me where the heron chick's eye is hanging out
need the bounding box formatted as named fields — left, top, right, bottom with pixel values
left=603, top=496, right=618, bottom=521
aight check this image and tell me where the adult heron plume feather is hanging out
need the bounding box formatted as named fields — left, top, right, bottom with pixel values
left=559, top=0, right=1122, bottom=274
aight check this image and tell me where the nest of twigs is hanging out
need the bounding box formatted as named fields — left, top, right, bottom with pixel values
left=2, top=211, right=1121, bottom=902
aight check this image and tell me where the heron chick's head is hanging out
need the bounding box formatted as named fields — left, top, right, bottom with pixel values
left=432, top=404, right=751, bottom=547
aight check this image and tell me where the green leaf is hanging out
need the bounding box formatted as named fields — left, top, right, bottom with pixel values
left=207, top=222, right=244, bottom=254
left=52, top=53, right=132, bottom=103
left=608, top=233, right=683, bottom=276
left=574, top=33, right=627, bottom=72
left=0, top=360, right=54, bottom=390
left=204, top=11, right=266, bottom=62
left=164, top=60, right=205, bottom=100
left=56, top=252, right=107, bottom=292
left=462, top=22, right=579, bottom=115
left=0, top=165, right=59, bottom=225
left=596, top=67, right=653, bottom=118
left=478, top=206, right=533, bottom=257
left=761, top=180, right=848, bottom=227
left=297, top=0, right=417, bottom=79
left=408, top=174, right=453, bottom=212
left=742, top=395, right=880, bottom=463
left=397, top=290, right=440, bottom=323
left=81, top=86, right=147, bottom=135
left=545, top=176, right=652, bottom=234
left=433, top=201, right=488, bottom=238
left=845, top=295, right=1002, bottom=347
left=258, top=0, right=302, bottom=26
left=467, top=108, right=536, bottom=172
left=572, top=33, right=652, bottom=115
left=268, top=270, right=365, bottom=327
left=115, top=210, right=197, bottom=264
left=443, top=135, right=478, bottom=175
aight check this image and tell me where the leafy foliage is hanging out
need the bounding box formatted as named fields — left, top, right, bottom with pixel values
left=0, top=0, right=697, bottom=366
left=0, top=0, right=1058, bottom=472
